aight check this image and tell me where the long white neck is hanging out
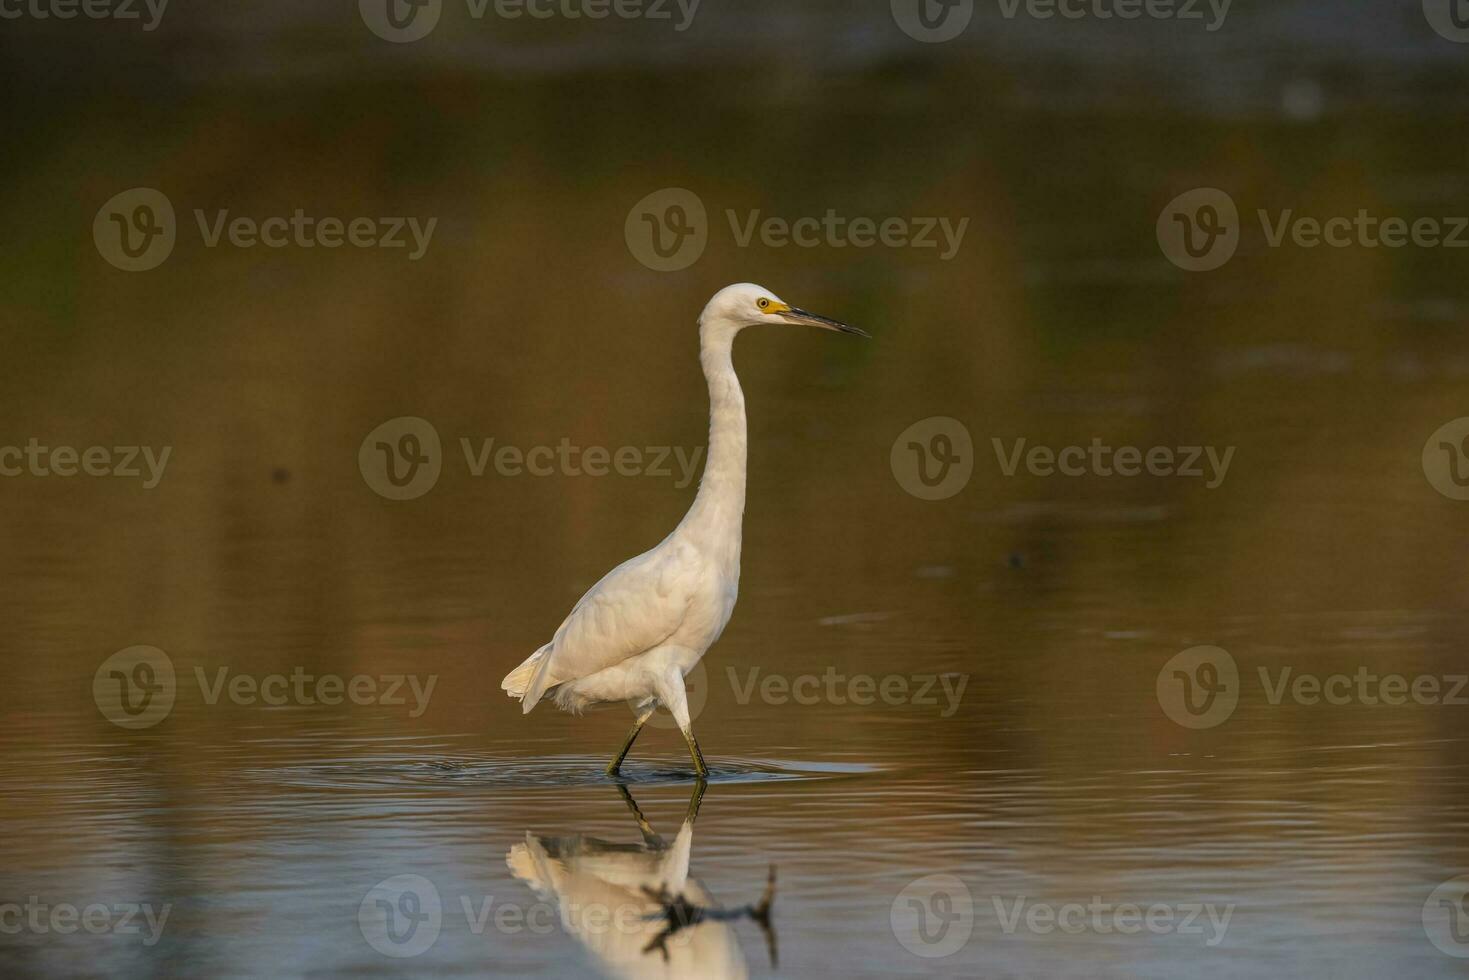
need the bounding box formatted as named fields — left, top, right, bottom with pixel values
left=677, top=322, right=746, bottom=564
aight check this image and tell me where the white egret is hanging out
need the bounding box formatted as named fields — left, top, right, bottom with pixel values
left=501, top=283, right=868, bottom=776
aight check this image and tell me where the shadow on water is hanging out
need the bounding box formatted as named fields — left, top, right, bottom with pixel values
left=508, top=781, right=777, bottom=980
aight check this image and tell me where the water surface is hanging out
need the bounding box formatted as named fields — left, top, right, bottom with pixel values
left=4, top=25, right=1469, bottom=979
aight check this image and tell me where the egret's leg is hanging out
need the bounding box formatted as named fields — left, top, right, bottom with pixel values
left=684, top=776, right=708, bottom=825
left=681, top=728, right=710, bottom=779
left=655, top=664, right=710, bottom=779
left=607, top=705, right=656, bottom=777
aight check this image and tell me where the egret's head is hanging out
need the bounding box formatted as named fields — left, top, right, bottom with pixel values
left=699, top=283, right=869, bottom=338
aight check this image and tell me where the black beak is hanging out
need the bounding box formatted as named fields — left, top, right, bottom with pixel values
left=784, top=307, right=871, bottom=338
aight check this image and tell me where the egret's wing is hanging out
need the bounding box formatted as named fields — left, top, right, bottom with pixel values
left=521, top=542, right=700, bottom=712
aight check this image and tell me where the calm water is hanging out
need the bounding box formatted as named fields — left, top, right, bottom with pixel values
left=5, top=16, right=1469, bottom=978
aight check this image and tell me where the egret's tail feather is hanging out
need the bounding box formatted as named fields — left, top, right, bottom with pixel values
left=519, top=647, right=558, bottom=714
left=502, top=646, right=550, bottom=706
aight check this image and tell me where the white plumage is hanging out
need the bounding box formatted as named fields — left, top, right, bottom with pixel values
left=501, top=283, right=867, bottom=776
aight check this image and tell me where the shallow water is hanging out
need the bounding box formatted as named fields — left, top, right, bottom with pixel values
left=6, top=15, right=1469, bottom=978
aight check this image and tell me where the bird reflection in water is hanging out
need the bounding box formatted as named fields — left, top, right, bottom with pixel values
left=506, top=781, right=777, bottom=979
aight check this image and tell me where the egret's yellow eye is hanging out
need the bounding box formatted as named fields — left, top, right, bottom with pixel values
left=757, top=298, right=770, bottom=310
